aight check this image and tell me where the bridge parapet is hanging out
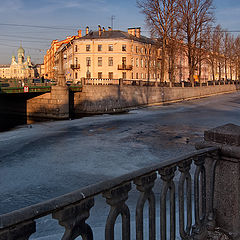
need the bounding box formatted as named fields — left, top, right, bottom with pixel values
left=196, top=124, right=240, bottom=239
left=0, top=145, right=221, bottom=239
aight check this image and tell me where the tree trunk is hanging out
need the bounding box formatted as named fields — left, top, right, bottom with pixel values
left=218, top=62, right=222, bottom=81
left=225, top=59, right=228, bottom=80
left=230, top=65, right=233, bottom=80
left=212, top=61, right=215, bottom=81
left=160, top=38, right=166, bottom=82
left=198, top=60, right=202, bottom=83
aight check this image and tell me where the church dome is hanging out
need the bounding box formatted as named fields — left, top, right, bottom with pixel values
left=18, top=46, right=25, bottom=54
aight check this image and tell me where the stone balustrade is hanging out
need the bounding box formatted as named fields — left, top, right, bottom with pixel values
left=0, top=146, right=219, bottom=239
left=2, top=124, right=240, bottom=239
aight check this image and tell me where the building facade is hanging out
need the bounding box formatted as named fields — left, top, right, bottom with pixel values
left=0, top=46, right=35, bottom=79
left=53, top=26, right=237, bottom=84
left=56, top=26, right=162, bottom=83
left=44, top=30, right=82, bottom=80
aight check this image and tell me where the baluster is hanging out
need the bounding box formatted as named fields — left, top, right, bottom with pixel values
left=178, top=159, right=192, bottom=239
left=207, top=150, right=219, bottom=231
left=52, top=198, right=94, bottom=240
left=134, top=172, right=157, bottom=240
left=102, top=183, right=131, bottom=240
left=159, top=166, right=176, bottom=240
left=192, top=154, right=207, bottom=239
left=0, top=221, right=36, bottom=240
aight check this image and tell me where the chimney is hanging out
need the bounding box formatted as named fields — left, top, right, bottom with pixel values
left=136, top=27, right=141, bottom=38
left=98, top=25, right=102, bottom=36
left=103, top=27, right=105, bottom=33
left=128, top=28, right=136, bottom=37
left=108, top=27, right=112, bottom=31
left=78, top=29, right=82, bottom=37
left=86, top=26, right=89, bottom=35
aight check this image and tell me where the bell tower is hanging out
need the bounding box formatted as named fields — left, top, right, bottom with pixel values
left=17, top=45, right=25, bottom=64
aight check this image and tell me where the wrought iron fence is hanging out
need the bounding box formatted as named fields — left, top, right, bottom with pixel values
left=0, top=147, right=219, bottom=239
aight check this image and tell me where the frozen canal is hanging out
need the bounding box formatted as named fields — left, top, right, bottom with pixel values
left=1, top=92, right=240, bottom=239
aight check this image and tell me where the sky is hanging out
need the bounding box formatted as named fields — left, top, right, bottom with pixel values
left=0, top=0, right=239, bottom=65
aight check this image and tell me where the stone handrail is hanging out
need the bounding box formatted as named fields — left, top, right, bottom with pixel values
left=0, top=147, right=218, bottom=239
left=81, top=78, right=240, bottom=88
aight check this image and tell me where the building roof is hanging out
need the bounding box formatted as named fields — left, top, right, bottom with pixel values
left=55, top=43, right=67, bottom=55
left=0, top=65, right=10, bottom=68
left=18, top=46, right=25, bottom=54
left=79, top=30, right=157, bottom=45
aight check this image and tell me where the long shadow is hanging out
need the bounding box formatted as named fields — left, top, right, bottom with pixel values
left=0, top=92, right=47, bottom=132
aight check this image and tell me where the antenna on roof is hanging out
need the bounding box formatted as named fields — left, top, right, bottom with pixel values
left=111, top=15, right=115, bottom=30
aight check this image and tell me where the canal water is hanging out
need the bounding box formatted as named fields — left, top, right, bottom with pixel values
left=1, top=92, right=240, bottom=239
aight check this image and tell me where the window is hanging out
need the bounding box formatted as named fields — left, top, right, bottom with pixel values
left=136, top=73, right=138, bottom=79
left=131, top=58, right=134, bottom=67
left=108, top=72, right=113, bottom=79
left=122, top=44, right=126, bottom=51
left=98, top=45, right=102, bottom=51
left=141, top=48, right=144, bottom=54
left=122, top=72, right=126, bottom=79
left=75, top=45, right=78, bottom=52
left=136, top=58, right=139, bottom=67
left=75, top=72, right=78, bottom=79
left=86, top=57, right=91, bottom=66
left=132, top=72, right=134, bottom=79
left=136, top=46, right=138, bottom=53
left=98, top=57, right=102, bottom=66
left=122, top=57, right=126, bottom=65
left=86, top=44, right=91, bottom=51
left=141, top=59, right=143, bottom=68
left=75, top=57, right=78, bottom=65
left=98, top=72, right=102, bottom=79
left=108, top=57, right=113, bottom=66
left=108, top=44, right=113, bottom=51
left=131, top=45, right=134, bottom=52
left=86, top=71, right=91, bottom=78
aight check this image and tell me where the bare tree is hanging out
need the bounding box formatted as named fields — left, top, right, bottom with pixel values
left=226, top=34, right=235, bottom=80
left=137, top=0, right=180, bottom=82
left=204, top=25, right=224, bottom=81
left=234, top=36, right=240, bottom=80
left=178, top=0, right=214, bottom=83
left=214, top=26, right=224, bottom=81
left=222, top=31, right=234, bottom=80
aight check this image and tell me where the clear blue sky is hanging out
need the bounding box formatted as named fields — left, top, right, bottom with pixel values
left=0, top=0, right=239, bottom=64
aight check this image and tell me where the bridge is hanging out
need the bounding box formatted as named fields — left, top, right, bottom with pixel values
left=0, top=80, right=83, bottom=94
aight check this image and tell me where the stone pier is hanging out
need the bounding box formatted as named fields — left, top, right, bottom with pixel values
left=196, top=124, right=240, bottom=239
left=27, top=85, right=69, bottom=119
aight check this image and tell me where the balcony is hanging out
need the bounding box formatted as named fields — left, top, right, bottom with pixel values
left=70, top=64, right=80, bottom=69
left=118, top=64, right=132, bottom=70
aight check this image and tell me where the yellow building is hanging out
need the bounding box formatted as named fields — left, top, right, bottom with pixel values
left=0, top=46, right=35, bottom=79
left=57, top=26, right=161, bottom=83
left=44, top=30, right=82, bottom=80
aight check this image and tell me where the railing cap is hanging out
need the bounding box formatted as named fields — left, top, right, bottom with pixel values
left=204, top=123, right=240, bottom=146
left=0, top=147, right=218, bottom=230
